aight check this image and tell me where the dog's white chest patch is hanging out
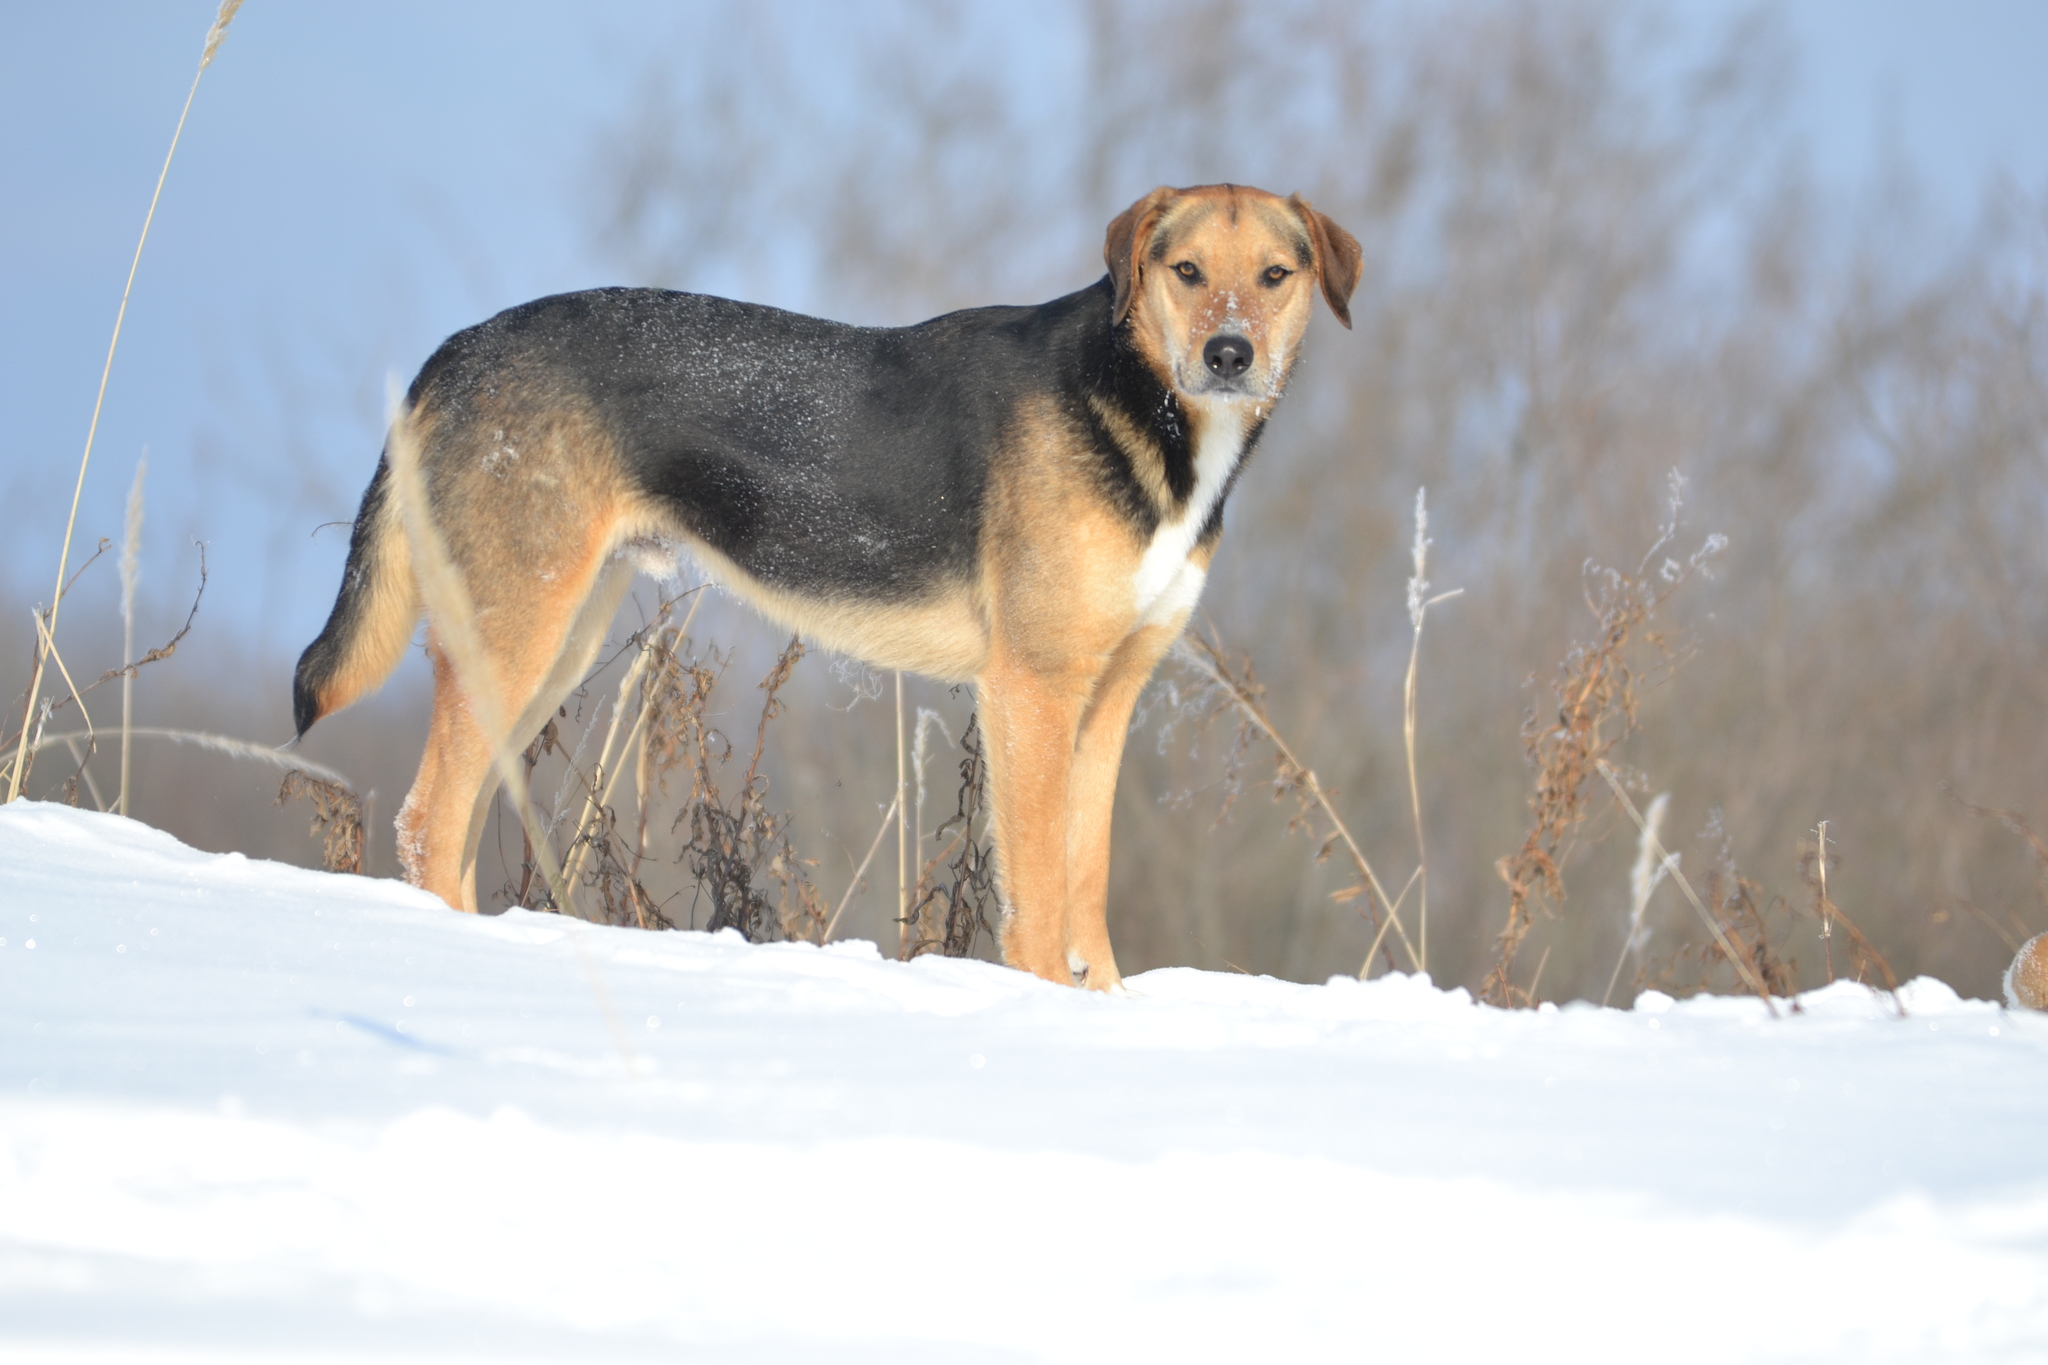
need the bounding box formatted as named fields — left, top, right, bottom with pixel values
left=1131, top=407, right=1246, bottom=625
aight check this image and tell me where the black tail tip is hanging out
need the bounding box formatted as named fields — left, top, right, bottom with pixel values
left=292, top=643, right=326, bottom=739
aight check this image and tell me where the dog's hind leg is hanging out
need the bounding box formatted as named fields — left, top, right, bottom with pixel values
left=398, top=549, right=634, bottom=913
left=1062, top=622, right=1180, bottom=992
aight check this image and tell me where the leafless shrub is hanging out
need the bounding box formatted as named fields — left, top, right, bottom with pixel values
left=1485, top=486, right=1722, bottom=1005
left=277, top=768, right=363, bottom=874
left=1797, top=829, right=1900, bottom=1003
left=4, top=543, right=206, bottom=802
left=676, top=635, right=827, bottom=942
left=905, top=712, right=999, bottom=959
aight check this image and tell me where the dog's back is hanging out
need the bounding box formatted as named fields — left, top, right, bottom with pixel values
left=407, top=284, right=1117, bottom=602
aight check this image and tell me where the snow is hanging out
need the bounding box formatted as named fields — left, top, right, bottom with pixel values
left=4, top=801, right=2047, bottom=1363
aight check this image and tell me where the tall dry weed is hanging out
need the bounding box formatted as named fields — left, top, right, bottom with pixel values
left=1486, top=483, right=1724, bottom=1006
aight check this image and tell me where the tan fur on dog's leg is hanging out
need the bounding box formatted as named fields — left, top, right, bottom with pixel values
left=1062, top=623, right=1179, bottom=992
left=452, top=557, right=635, bottom=911
left=397, top=644, right=496, bottom=912
left=980, top=646, right=1094, bottom=985
left=399, top=550, right=633, bottom=913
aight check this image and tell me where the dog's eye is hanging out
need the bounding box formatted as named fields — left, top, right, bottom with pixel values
left=1263, top=265, right=1292, bottom=284
left=1173, top=261, right=1203, bottom=284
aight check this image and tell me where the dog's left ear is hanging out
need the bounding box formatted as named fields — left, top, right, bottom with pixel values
left=1105, top=186, right=1176, bottom=327
left=1288, top=194, right=1363, bottom=329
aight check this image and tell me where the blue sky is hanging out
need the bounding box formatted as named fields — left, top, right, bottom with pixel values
left=4, top=1, right=2045, bottom=662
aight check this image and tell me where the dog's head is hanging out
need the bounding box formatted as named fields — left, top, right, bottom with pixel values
left=1104, top=184, right=1360, bottom=403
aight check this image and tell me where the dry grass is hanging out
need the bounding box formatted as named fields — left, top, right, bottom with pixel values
left=4, top=547, right=206, bottom=802
left=1484, top=487, right=1724, bottom=1006
left=277, top=769, right=364, bottom=875
left=1173, top=628, right=1421, bottom=975
left=119, top=453, right=146, bottom=817
left=8, top=0, right=241, bottom=804
left=904, top=713, right=999, bottom=959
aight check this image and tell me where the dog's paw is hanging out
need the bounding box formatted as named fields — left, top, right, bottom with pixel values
left=1068, top=950, right=1126, bottom=994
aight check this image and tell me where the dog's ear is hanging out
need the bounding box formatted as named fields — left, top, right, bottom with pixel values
left=1288, top=194, right=1363, bottom=329
left=1105, top=186, right=1176, bottom=327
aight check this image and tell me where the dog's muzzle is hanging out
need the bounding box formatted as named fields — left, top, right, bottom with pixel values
left=1203, top=334, right=1254, bottom=380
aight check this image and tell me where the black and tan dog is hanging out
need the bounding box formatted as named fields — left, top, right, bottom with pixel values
left=294, top=183, right=1359, bottom=990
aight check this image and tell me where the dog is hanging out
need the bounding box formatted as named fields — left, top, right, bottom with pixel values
left=293, top=183, right=1359, bottom=991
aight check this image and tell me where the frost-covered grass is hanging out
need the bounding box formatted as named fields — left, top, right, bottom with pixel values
left=3, top=801, right=2046, bottom=1362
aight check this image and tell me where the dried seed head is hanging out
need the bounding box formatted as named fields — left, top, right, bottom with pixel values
left=200, top=0, right=245, bottom=71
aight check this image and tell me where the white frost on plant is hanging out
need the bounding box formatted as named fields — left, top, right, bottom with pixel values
left=1627, top=790, right=1676, bottom=953
left=1407, top=486, right=1431, bottom=629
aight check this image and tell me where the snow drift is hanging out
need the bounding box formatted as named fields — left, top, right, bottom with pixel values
left=3, top=801, right=2046, bottom=1362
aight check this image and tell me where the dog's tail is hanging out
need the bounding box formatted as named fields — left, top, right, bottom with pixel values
left=293, top=455, right=419, bottom=738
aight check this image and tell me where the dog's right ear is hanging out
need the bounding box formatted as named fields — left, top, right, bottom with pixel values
left=1105, top=186, right=1176, bottom=327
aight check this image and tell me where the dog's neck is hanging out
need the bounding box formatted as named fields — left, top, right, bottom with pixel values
left=1083, top=315, right=1270, bottom=532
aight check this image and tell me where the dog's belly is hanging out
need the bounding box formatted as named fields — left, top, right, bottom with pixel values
left=622, top=527, right=989, bottom=681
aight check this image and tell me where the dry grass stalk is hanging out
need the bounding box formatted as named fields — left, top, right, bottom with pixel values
left=905, top=712, right=999, bottom=959
left=23, top=727, right=346, bottom=787
left=895, top=670, right=909, bottom=957
left=8, top=0, right=241, bottom=805
left=1814, top=820, right=1834, bottom=981
left=1599, top=762, right=1778, bottom=1014
left=824, top=792, right=900, bottom=942
left=1602, top=790, right=1673, bottom=1006
left=551, top=590, right=704, bottom=903
left=1403, top=486, right=1462, bottom=972
left=277, top=769, right=364, bottom=875
left=54, top=734, right=106, bottom=810
left=1797, top=829, right=1902, bottom=1011
left=1171, top=629, right=1420, bottom=973
left=27, top=610, right=96, bottom=802
left=1485, top=489, right=1722, bottom=1007
left=1179, top=630, right=1417, bottom=970
left=2, top=537, right=205, bottom=802
left=119, top=452, right=146, bottom=817
left=673, top=634, right=828, bottom=942
left=548, top=591, right=711, bottom=929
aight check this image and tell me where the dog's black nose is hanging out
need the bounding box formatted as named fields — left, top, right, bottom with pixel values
left=1203, top=334, right=1253, bottom=379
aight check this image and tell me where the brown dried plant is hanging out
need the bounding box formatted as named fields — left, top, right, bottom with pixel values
left=277, top=769, right=364, bottom=875
left=3, top=543, right=206, bottom=802
left=1174, top=627, right=1420, bottom=975
left=677, top=634, right=827, bottom=942
left=538, top=595, right=704, bottom=927
left=1642, top=822, right=1901, bottom=1016
left=1797, top=828, right=1902, bottom=1008
left=905, top=712, right=999, bottom=959
left=1484, top=485, right=1723, bottom=1006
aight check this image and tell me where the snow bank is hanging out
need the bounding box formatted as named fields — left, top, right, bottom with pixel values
left=4, top=802, right=2046, bottom=1362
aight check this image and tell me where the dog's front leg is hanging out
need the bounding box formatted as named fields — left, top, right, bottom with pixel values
left=978, top=646, right=1094, bottom=986
left=1062, top=622, right=1181, bottom=992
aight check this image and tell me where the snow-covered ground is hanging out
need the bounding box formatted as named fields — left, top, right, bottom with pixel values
left=3, top=801, right=2045, bottom=1363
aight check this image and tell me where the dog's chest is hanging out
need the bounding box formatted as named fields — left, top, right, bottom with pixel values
left=1129, top=407, right=1247, bottom=626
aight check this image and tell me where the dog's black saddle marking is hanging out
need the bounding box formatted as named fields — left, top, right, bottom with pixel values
left=407, top=281, right=1215, bottom=603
